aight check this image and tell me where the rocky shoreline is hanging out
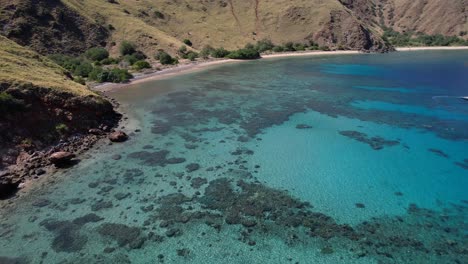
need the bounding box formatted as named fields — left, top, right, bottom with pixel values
left=0, top=95, right=127, bottom=200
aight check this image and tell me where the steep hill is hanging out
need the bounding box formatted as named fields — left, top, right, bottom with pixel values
left=2, top=0, right=467, bottom=56
left=340, top=0, right=468, bottom=39
left=0, top=0, right=109, bottom=55
left=0, top=35, right=117, bottom=170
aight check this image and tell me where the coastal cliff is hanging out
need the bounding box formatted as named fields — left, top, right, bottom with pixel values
left=0, top=35, right=119, bottom=198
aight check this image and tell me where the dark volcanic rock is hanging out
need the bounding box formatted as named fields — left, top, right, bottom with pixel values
left=88, top=128, right=103, bottom=135
left=49, top=151, right=76, bottom=165
left=0, top=179, right=20, bottom=199
left=109, top=131, right=128, bottom=142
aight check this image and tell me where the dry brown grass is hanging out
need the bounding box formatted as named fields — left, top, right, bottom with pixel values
left=61, top=0, right=347, bottom=56
left=0, top=36, right=94, bottom=96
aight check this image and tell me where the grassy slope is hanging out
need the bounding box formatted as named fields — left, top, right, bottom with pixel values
left=61, top=0, right=350, bottom=55
left=0, top=35, right=93, bottom=96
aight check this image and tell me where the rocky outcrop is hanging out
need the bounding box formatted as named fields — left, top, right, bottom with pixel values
left=0, top=83, right=120, bottom=195
left=0, top=0, right=109, bottom=55
left=49, top=151, right=76, bottom=166
left=0, top=174, right=20, bottom=199
left=312, top=10, right=392, bottom=52
left=109, top=131, right=128, bottom=143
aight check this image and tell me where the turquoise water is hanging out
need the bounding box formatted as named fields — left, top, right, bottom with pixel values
left=1, top=51, right=467, bottom=264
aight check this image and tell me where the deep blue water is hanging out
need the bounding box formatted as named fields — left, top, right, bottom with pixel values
left=0, top=51, right=467, bottom=264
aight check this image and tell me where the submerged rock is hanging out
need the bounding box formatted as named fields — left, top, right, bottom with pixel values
left=109, top=131, right=128, bottom=142
left=296, top=124, right=313, bottom=129
left=186, top=163, right=200, bottom=172
left=97, top=223, right=142, bottom=247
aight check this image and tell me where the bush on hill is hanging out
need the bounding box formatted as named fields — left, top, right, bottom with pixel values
left=186, top=51, right=199, bottom=61
left=255, top=39, right=275, bottom=52
left=84, top=47, right=109, bottom=61
left=155, top=50, right=177, bottom=65
left=0, top=92, right=25, bottom=115
left=89, top=67, right=133, bottom=83
left=183, top=39, right=193, bottom=47
left=119, top=41, right=136, bottom=56
left=133, top=60, right=151, bottom=70
left=200, top=45, right=215, bottom=59
left=227, top=48, right=261, bottom=60
left=211, top=47, right=230, bottom=58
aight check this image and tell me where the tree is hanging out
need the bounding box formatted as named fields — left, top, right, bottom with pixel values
left=119, top=41, right=136, bottom=55
left=84, top=47, right=109, bottom=61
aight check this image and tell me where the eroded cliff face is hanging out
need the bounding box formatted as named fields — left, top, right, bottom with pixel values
left=0, top=83, right=119, bottom=165
left=312, top=10, right=392, bottom=52
left=339, top=0, right=468, bottom=39
left=0, top=0, right=109, bottom=55
left=378, top=0, right=468, bottom=38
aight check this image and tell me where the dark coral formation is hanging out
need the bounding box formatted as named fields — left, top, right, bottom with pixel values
left=39, top=214, right=105, bottom=253
left=97, top=223, right=145, bottom=249
left=454, top=159, right=468, bottom=170
left=339, top=130, right=400, bottom=150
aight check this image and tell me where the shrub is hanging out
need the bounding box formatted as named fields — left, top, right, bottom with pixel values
left=293, top=43, right=306, bottom=51
left=84, top=47, right=109, bottom=61
left=155, top=50, right=177, bottom=65
left=255, top=39, right=275, bottom=52
left=183, top=39, right=193, bottom=47
left=123, top=51, right=146, bottom=65
left=272, top=46, right=284, bottom=52
left=200, top=45, right=215, bottom=59
left=0, top=92, right=25, bottom=114
left=153, top=10, right=165, bottom=19
left=211, top=47, right=230, bottom=58
left=73, top=62, right=93, bottom=77
left=119, top=41, right=136, bottom=56
left=89, top=67, right=133, bottom=83
left=227, top=48, right=261, bottom=60
left=186, top=51, right=198, bottom=61
left=178, top=45, right=188, bottom=58
left=133, top=60, right=151, bottom=70
left=55, top=123, right=68, bottom=135
left=319, top=46, right=330, bottom=51
left=48, top=54, right=81, bottom=72
left=284, top=42, right=295, bottom=51
left=100, top=57, right=119, bottom=65
left=244, top=43, right=255, bottom=49
left=73, top=76, right=86, bottom=85
left=107, top=68, right=133, bottom=83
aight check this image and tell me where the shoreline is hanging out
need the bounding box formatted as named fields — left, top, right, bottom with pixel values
left=93, top=47, right=468, bottom=93
left=396, top=46, right=468, bottom=51
left=93, top=50, right=362, bottom=93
